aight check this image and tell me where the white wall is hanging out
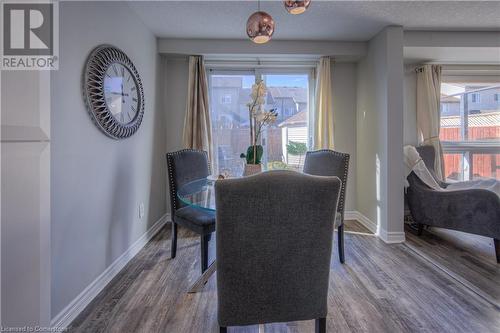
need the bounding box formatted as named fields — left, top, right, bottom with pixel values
left=161, top=57, right=358, bottom=211
left=356, top=26, right=405, bottom=243
left=50, top=1, right=165, bottom=319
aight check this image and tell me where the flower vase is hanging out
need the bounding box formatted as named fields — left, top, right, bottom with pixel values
left=243, top=164, right=262, bottom=176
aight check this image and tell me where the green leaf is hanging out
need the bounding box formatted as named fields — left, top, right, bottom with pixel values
left=286, top=141, right=308, bottom=156
left=244, top=145, right=263, bottom=164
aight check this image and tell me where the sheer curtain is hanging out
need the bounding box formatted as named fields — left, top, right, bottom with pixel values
left=313, top=57, right=334, bottom=150
left=416, top=64, right=444, bottom=180
left=183, top=55, right=213, bottom=165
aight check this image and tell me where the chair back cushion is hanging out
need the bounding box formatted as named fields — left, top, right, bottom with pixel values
left=416, top=145, right=436, bottom=172
left=412, top=145, right=445, bottom=187
left=303, top=150, right=349, bottom=215
left=166, top=149, right=210, bottom=213
left=215, top=170, right=341, bottom=326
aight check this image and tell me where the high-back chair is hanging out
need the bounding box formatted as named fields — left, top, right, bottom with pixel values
left=303, top=150, right=350, bottom=263
left=166, top=149, right=216, bottom=273
left=215, top=171, right=341, bottom=332
left=407, top=145, right=500, bottom=262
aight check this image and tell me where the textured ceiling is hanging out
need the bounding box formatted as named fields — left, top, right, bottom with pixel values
left=128, top=1, right=500, bottom=41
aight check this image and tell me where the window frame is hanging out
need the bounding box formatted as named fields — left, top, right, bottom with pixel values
left=206, top=65, right=316, bottom=173
left=440, top=72, right=500, bottom=181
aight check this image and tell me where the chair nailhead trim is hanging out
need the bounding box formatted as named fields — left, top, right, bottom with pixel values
left=305, top=149, right=350, bottom=214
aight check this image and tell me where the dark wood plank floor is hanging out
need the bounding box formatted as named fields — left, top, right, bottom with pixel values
left=69, top=220, right=500, bottom=333
left=405, top=224, right=500, bottom=307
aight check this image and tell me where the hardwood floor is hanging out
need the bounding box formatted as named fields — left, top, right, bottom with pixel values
left=405, top=224, right=500, bottom=308
left=69, top=220, right=500, bottom=333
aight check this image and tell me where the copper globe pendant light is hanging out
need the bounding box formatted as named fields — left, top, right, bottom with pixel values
left=283, top=0, right=311, bottom=15
left=246, top=0, right=275, bottom=44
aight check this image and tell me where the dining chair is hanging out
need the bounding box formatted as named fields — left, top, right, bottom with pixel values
left=215, top=170, right=341, bottom=333
left=303, top=150, right=350, bottom=263
left=166, top=149, right=215, bottom=273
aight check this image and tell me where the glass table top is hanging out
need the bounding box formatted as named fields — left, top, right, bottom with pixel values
left=177, top=178, right=217, bottom=212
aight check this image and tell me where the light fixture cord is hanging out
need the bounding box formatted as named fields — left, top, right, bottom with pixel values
left=258, top=0, right=260, bottom=12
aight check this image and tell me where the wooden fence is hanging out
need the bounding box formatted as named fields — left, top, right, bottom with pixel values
left=440, top=126, right=499, bottom=180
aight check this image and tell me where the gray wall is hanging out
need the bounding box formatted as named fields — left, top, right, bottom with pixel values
left=158, top=39, right=367, bottom=61
left=332, top=63, right=357, bottom=211
left=356, top=27, right=405, bottom=241
left=50, top=1, right=166, bottom=318
left=163, top=56, right=189, bottom=153
left=1, top=71, right=51, bottom=326
left=161, top=57, right=358, bottom=211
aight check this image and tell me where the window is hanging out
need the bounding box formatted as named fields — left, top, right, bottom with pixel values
left=471, top=92, right=480, bottom=103
left=440, top=81, right=500, bottom=181
left=221, top=94, right=232, bottom=104
left=208, top=69, right=313, bottom=176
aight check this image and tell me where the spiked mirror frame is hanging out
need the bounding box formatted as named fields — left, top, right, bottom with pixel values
left=83, top=45, right=145, bottom=139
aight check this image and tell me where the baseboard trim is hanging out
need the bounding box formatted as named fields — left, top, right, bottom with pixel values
left=345, top=210, right=377, bottom=234
left=378, top=228, right=406, bottom=244
left=51, top=213, right=170, bottom=329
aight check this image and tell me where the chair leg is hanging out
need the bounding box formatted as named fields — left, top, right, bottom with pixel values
left=338, top=224, right=345, bottom=264
left=315, top=317, right=326, bottom=333
left=219, top=327, right=227, bottom=333
left=201, top=234, right=210, bottom=273
left=170, top=222, right=177, bottom=259
left=417, top=223, right=424, bottom=236
left=494, top=239, right=500, bottom=264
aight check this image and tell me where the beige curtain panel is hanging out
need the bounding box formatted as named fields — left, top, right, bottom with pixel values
left=313, top=57, right=334, bottom=150
left=416, top=64, right=444, bottom=180
left=183, top=55, right=213, bottom=164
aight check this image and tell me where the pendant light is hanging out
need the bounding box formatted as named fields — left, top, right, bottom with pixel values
left=246, top=0, right=275, bottom=44
left=283, top=0, right=311, bottom=15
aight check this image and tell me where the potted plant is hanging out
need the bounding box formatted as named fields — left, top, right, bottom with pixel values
left=240, top=79, right=278, bottom=176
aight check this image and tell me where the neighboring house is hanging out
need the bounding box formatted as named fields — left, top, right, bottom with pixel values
left=440, top=94, right=460, bottom=116
left=210, top=76, right=249, bottom=128
left=266, top=87, right=308, bottom=123
left=466, top=85, right=500, bottom=112
left=211, top=80, right=308, bottom=128
left=441, top=86, right=500, bottom=117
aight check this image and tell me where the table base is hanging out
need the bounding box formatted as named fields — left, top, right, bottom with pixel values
left=188, top=261, right=217, bottom=293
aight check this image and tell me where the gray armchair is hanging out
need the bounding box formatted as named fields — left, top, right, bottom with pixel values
left=166, top=149, right=216, bottom=273
left=303, top=150, right=350, bottom=263
left=406, top=145, right=500, bottom=263
left=215, top=171, right=341, bottom=333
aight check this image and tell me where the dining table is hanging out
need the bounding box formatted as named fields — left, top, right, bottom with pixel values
left=177, top=177, right=218, bottom=293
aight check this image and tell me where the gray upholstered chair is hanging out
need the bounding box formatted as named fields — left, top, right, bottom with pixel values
left=166, top=149, right=216, bottom=273
left=215, top=170, right=341, bottom=333
left=303, top=150, right=350, bottom=263
left=407, top=145, right=500, bottom=263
